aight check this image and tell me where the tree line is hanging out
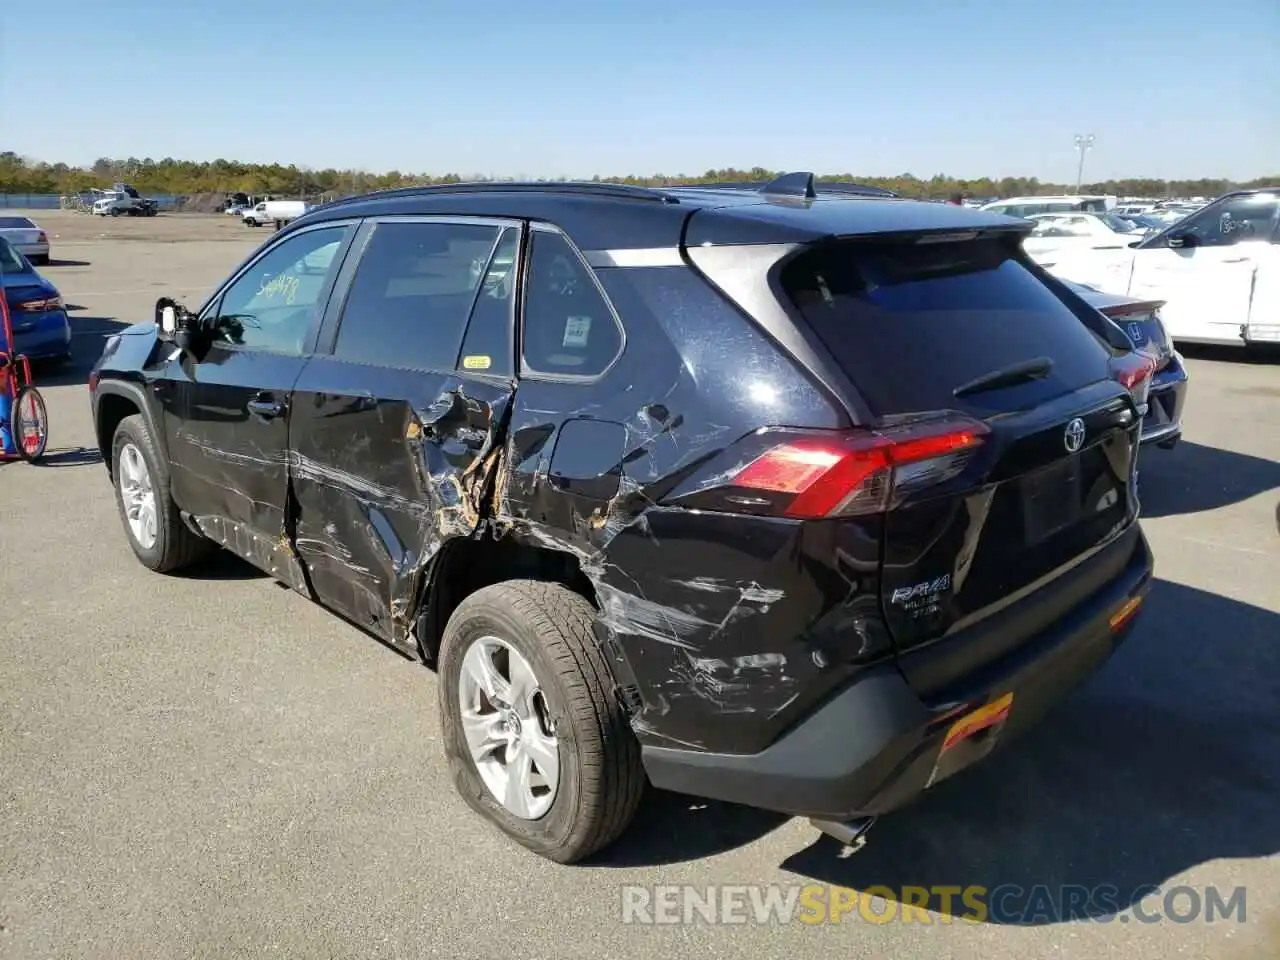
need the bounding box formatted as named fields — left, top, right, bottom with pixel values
left=1, top=153, right=1275, bottom=201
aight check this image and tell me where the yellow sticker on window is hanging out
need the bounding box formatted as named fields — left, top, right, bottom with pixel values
left=462, top=355, right=492, bottom=370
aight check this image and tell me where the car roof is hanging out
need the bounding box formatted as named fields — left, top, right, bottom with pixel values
left=292, top=173, right=1030, bottom=251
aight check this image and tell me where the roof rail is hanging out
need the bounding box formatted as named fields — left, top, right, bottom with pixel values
left=317, top=180, right=679, bottom=211
left=671, top=175, right=898, bottom=199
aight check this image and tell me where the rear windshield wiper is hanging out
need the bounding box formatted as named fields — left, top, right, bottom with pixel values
left=952, top=356, right=1054, bottom=398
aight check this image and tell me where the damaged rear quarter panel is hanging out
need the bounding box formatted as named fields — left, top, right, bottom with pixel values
left=493, top=265, right=887, bottom=754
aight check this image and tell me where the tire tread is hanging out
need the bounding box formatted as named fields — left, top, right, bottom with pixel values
left=444, top=579, right=645, bottom=862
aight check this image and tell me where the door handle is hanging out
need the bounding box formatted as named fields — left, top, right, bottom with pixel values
left=247, top=395, right=284, bottom=419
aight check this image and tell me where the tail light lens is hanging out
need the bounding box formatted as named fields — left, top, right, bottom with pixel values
left=1111, top=352, right=1155, bottom=412
left=730, top=417, right=989, bottom=519
left=37, top=231, right=48, bottom=243
left=15, top=296, right=63, bottom=313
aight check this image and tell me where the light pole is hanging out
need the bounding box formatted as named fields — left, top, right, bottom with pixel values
left=1074, top=134, right=1095, bottom=194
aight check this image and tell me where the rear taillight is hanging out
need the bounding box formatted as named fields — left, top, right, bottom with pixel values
left=15, top=296, right=62, bottom=312
left=37, top=232, right=48, bottom=243
left=730, top=418, right=989, bottom=518
left=1111, top=353, right=1155, bottom=411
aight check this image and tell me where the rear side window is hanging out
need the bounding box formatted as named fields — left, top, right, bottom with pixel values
left=780, top=238, right=1110, bottom=416
left=457, top=226, right=519, bottom=376
left=521, top=231, right=623, bottom=378
left=334, top=220, right=501, bottom=371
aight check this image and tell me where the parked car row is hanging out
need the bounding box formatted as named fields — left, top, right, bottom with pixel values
left=1045, top=187, right=1280, bottom=348
left=88, top=174, right=1163, bottom=864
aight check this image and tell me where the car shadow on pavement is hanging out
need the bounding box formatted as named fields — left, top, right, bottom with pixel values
left=43, top=258, right=93, bottom=268
left=1140, top=441, right=1280, bottom=518
left=590, top=789, right=788, bottom=867
left=1180, top=343, right=1280, bottom=365
left=183, top=551, right=268, bottom=581
left=33, top=315, right=133, bottom=387
left=30, top=446, right=103, bottom=467
left=781, top=579, right=1280, bottom=924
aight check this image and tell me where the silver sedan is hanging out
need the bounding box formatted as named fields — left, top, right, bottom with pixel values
left=0, top=215, right=50, bottom=265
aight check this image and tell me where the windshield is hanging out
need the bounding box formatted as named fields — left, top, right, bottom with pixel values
left=0, top=238, right=31, bottom=273
left=0, top=217, right=36, bottom=229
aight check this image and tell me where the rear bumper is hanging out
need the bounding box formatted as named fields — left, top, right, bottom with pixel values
left=1140, top=354, right=1188, bottom=447
left=14, top=242, right=49, bottom=259
left=10, top=312, right=72, bottom=360
left=641, top=527, right=1153, bottom=820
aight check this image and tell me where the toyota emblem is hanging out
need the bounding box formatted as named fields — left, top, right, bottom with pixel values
left=1064, top=418, right=1086, bottom=453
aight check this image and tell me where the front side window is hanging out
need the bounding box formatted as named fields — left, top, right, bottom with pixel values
left=211, top=226, right=347, bottom=354
left=521, top=231, right=623, bottom=378
left=1162, top=194, right=1279, bottom=247
left=333, top=220, right=502, bottom=371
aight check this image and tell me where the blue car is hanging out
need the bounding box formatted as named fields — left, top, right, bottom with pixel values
left=0, top=237, right=71, bottom=365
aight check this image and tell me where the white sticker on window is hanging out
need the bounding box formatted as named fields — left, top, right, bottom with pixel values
left=562, top=316, right=592, bottom=348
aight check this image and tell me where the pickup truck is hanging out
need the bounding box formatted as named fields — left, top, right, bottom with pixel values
left=1047, top=187, right=1280, bottom=347
left=92, top=183, right=158, bottom=217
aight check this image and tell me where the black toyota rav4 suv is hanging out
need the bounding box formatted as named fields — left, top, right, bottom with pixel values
left=90, top=174, right=1153, bottom=862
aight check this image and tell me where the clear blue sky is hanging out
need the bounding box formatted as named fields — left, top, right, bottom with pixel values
left=2, top=0, right=1276, bottom=181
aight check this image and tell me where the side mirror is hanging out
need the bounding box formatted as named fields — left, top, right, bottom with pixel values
left=155, top=297, right=184, bottom=340
left=155, top=296, right=210, bottom=359
left=1167, top=233, right=1190, bottom=249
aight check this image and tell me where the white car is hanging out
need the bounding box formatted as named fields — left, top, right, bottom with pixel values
left=0, top=215, right=50, bottom=265
left=981, top=195, right=1116, bottom=217
left=1022, top=212, right=1146, bottom=265
left=1046, top=189, right=1280, bottom=347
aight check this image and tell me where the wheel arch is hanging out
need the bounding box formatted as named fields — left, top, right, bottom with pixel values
left=413, top=533, right=599, bottom=666
left=94, top=380, right=167, bottom=476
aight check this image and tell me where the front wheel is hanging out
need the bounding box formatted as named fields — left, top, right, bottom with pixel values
left=111, top=414, right=212, bottom=572
left=13, top=385, right=48, bottom=461
left=438, top=580, right=645, bottom=863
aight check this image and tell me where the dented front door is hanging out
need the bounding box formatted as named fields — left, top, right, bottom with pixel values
left=168, top=222, right=354, bottom=589
left=287, top=217, right=520, bottom=652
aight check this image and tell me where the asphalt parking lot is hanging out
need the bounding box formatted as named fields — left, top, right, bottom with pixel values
left=1, top=210, right=1277, bottom=959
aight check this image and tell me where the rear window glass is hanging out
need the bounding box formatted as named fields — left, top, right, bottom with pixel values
left=780, top=238, right=1110, bottom=415
left=0, top=217, right=35, bottom=228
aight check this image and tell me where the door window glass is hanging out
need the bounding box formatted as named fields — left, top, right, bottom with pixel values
left=1169, top=194, right=1279, bottom=247
left=521, top=231, right=623, bottom=378
left=213, top=226, right=347, bottom=354
left=334, top=220, right=502, bottom=371
left=457, top=226, right=519, bottom=376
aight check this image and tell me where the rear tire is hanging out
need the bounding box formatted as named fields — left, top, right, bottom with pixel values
left=111, top=414, right=212, bottom=573
left=31, top=254, right=50, bottom=266
left=438, top=580, right=645, bottom=863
